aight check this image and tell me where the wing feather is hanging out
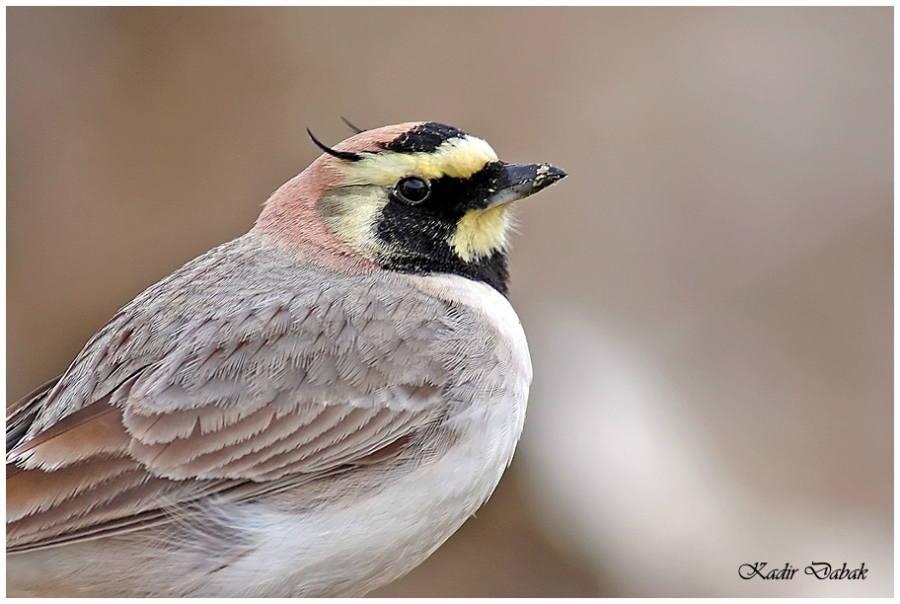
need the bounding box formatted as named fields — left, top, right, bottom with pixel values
left=7, top=236, right=471, bottom=553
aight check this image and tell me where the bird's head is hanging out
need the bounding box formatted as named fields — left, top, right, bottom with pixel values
left=254, top=122, right=566, bottom=295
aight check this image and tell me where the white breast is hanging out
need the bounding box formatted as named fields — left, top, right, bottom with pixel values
left=418, top=273, right=532, bottom=453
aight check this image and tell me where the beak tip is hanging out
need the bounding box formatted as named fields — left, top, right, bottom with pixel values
left=536, top=164, right=568, bottom=187
left=548, top=165, right=567, bottom=179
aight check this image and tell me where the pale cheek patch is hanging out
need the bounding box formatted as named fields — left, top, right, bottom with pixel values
left=319, top=188, right=390, bottom=257
left=336, top=136, right=499, bottom=186
left=450, top=204, right=514, bottom=262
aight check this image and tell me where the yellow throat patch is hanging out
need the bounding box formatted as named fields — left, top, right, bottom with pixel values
left=450, top=203, right=514, bottom=262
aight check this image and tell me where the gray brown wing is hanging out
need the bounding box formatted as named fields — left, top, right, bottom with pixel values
left=7, top=376, right=61, bottom=454
left=7, top=236, right=468, bottom=552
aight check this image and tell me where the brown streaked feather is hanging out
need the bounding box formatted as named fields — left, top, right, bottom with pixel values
left=127, top=405, right=278, bottom=472
left=7, top=376, right=61, bottom=454
left=8, top=402, right=129, bottom=472
left=7, top=456, right=138, bottom=523
left=8, top=392, right=438, bottom=552
left=7, top=471, right=217, bottom=552
left=9, top=466, right=155, bottom=546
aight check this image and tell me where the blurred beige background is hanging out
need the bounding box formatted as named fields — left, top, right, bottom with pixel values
left=7, top=7, right=892, bottom=597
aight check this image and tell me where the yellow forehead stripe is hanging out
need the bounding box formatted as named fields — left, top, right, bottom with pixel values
left=337, top=135, right=498, bottom=186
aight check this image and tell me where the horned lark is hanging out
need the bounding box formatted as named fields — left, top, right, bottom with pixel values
left=7, top=121, right=566, bottom=596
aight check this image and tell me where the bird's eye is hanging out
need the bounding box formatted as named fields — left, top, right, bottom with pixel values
left=394, top=177, right=431, bottom=205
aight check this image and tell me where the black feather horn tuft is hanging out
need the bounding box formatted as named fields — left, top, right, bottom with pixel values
left=307, top=129, right=362, bottom=162
left=340, top=117, right=365, bottom=134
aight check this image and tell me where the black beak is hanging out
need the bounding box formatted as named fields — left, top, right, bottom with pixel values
left=484, top=163, right=567, bottom=209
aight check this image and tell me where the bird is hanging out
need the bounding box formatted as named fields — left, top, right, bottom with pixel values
left=7, top=121, right=566, bottom=597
